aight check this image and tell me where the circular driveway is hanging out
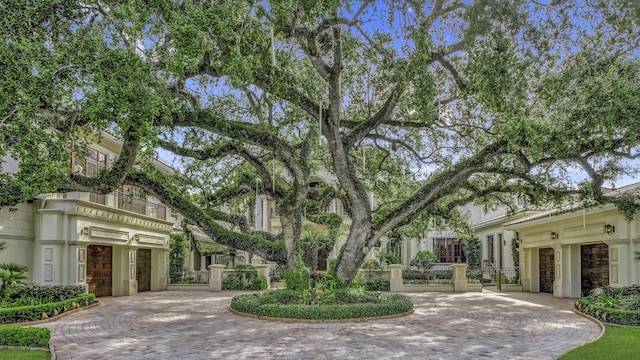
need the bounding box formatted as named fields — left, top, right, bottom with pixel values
left=38, top=289, right=601, bottom=360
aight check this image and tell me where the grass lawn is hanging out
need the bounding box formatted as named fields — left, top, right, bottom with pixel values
left=0, top=349, right=50, bottom=360
left=559, top=326, right=640, bottom=360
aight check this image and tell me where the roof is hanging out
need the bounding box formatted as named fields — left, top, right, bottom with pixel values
left=503, top=181, right=640, bottom=227
left=187, top=225, right=228, bottom=254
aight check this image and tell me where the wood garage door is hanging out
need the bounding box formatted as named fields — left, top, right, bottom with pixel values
left=87, top=245, right=112, bottom=297
left=137, top=249, right=152, bottom=292
left=539, top=248, right=555, bottom=293
left=581, top=243, right=609, bottom=296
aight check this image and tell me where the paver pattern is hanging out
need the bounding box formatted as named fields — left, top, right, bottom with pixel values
left=38, top=289, right=601, bottom=360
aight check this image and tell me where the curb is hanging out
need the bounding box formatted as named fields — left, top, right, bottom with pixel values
left=0, top=301, right=100, bottom=327
left=229, top=306, right=415, bottom=323
left=571, top=308, right=606, bottom=341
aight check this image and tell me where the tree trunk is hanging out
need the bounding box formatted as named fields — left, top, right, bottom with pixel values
left=279, top=211, right=298, bottom=268
left=334, top=221, right=374, bottom=282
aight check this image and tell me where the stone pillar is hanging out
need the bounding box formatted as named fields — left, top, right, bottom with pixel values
left=451, top=264, right=469, bottom=292
left=389, top=264, right=404, bottom=292
left=255, top=264, right=271, bottom=289
left=209, top=264, right=226, bottom=291
left=251, top=254, right=263, bottom=265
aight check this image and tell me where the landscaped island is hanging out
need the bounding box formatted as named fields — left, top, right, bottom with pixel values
left=229, top=263, right=414, bottom=321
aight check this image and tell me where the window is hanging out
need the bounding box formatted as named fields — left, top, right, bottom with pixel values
left=434, top=238, right=466, bottom=263
left=69, top=144, right=108, bottom=205
left=487, top=235, right=495, bottom=262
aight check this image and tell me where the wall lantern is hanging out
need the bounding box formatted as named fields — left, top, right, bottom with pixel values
left=80, top=227, right=90, bottom=236
left=604, top=224, right=615, bottom=235
left=550, top=231, right=559, bottom=241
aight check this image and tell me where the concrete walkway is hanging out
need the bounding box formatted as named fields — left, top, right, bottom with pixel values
left=37, top=290, right=601, bottom=360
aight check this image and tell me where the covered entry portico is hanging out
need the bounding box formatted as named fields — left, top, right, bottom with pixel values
left=505, top=203, right=639, bottom=298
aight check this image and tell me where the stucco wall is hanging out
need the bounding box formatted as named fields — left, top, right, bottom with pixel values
left=0, top=203, right=35, bottom=278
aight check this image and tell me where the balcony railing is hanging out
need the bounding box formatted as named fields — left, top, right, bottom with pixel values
left=115, top=190, right=166, bottom=219
left=50, top=191, right=167, bottom=220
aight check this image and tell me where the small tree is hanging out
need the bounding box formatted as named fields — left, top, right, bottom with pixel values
left=465, top=238, right=481, bottom=270
left=169, top=234, right=186, bottom=283
left=410, top=251, right=438, bottom=273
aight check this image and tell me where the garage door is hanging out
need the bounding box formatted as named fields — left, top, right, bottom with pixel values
left=136, top=248, right=151, bottom=292
left=581, top=243, right=609, bottom=296
left=539, top=248, right=554, bottom=293
left=87, top=245, right=112, bottom=297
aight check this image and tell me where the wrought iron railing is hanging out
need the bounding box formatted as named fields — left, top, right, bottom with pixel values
left=168, top=268, right=210, bottom=284
left=402, top=266, right=454, bottom=284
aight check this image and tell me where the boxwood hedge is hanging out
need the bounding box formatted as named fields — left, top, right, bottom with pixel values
left=0, top=327, right=51, bottom=348
left=230, top=289, right=413, bottom=320
left=575, top=298, right=640, bottom=326
left=0, top=294, right=96, bottom=325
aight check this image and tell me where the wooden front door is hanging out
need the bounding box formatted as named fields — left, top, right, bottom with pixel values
left=136, top=249, right=152, bottom=292
left=581, top=243, right=609, bottom=296
left=539, top=248, right=555, bottom=293
left=87, top=245, right=112, bottom=297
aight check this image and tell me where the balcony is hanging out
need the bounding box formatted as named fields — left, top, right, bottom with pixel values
left=50, top=191, right=167, bottom=221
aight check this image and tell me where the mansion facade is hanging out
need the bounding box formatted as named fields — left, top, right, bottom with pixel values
left=1, top=132, right=177, bottom=297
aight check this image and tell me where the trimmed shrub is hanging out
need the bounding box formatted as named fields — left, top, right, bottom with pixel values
left=249, top=276, right=268, bottom=291
left=362, top=278, right=390, bottom=291
left=222, top=266, right=267, bottom=291
left=6, top=285, right=87, bottom=305
left=230, top=289, right=413, bottom=320
left=281, top=264, right=309, bottom=291
left=0, top=327, right=50, bottom=348
left=0, top=294, right=96, bottom=325
left=576, top=298, right=640, bottom=326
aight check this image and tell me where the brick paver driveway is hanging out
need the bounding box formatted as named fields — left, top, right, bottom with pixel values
left=38, top=289, right=601, bottom=360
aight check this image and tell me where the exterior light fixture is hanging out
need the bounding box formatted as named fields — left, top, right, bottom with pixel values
left=80, top=227, right=90, bottom=236
left=550, top=232, right=559, bottom=241
left=604, top=224, right=615, bottom=235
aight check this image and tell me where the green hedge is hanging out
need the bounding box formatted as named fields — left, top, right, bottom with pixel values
left=9, top=285, right=87, bottom=303
left=0, top=327, right=51, bottom=348
left=576, top=298, right=640, bottom=326
left=0, top=294, right=96, bottom=325
left=230, top=289, right=413, bottom=320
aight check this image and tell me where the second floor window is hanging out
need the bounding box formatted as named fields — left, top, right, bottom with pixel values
left=69, top=144, right=108, bottom=205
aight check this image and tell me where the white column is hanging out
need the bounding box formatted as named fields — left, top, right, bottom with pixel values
left=200, top=254, right=207, bottom=271
left=254, top=195, right=261, bottom=228
left=262, top=196, right=269, bottom=232
left=188, top=250, right=195, bottom=271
